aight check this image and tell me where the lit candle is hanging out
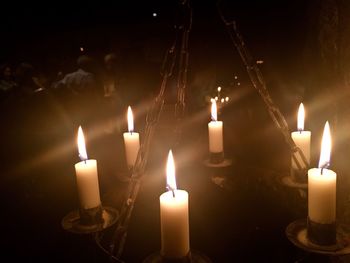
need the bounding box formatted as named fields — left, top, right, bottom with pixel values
left=160, top=150, right=190, bottom=259
left=208, top=100, right=223, bottom=154
left=291, top=103, right=311, bottom=169
left=123, top=106, right=140, bottom=168
left=308, top=121, right=336, bottom=224
left=74, top=126, right=101, bottom=209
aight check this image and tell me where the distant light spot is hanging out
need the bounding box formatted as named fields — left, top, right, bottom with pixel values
left=217, top=86, right=221, bottom=92
left=215, top=96, right=218, bottom=101
left=237, top=82, right=241, bottom=86
left=234, top=75, right=238, bottom=79
left=225, top=97, right=229, bottom=102
left=80, top=47, right=84, bottom=52
left=153, top=12, right=157, bottom=17
left=221, top=98, right=225, bottom=103
left=256, top=60, right=264, bottom=64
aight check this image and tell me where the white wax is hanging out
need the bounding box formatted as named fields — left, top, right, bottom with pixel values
left=160, top=190, right=190, bottom=259
left=308, top=168, right=337, bottom=224
left=208, top=121, right=223, bottom=153
left=74, top=159, right=101, bottom=209
left=291, top=131, right=311, bottom=169
left=123, top=132, right=140, bottom=167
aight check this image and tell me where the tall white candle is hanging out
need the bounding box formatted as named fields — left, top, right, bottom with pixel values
left=160, top=150, right=190, bottom=259
left=74, top=126, right=101, bottom=209
left=123, top=106, right=140, bottom=168
left=291, top=103, right=311, bottom=169
left=308, top=121, right=336, bottom=224
left=208, top=100, right=223, bottom=153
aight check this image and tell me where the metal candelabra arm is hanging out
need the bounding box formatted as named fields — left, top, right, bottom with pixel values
left=95, top=1, right=193, bottom=261
left=217, top=1, right=308, bottom=170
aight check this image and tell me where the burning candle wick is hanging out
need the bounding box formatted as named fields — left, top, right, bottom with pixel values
left=167, top=185, right=176, bottom=198
left=320, top=162, right=329, bottom=175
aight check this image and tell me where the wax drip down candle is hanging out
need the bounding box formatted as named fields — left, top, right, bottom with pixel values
left=75, top=126, right=103, bottom=225
left=159, top=150, right=190, bottom=260
left=307, top=121, right=337, bottom=245
left=208, top=99, right=224, bottom=163
left=123, top=106, right=140, bottom=168
left=291, top=103, right=311, bottom=181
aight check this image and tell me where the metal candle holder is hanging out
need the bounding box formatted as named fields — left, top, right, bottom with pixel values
left=62, top=205, right=119, bottom=234
left=286, top=218, right=350, bottom=256
left=143, top=250, right=212, bottom=263
left=203, top=152, right=233, bottom=168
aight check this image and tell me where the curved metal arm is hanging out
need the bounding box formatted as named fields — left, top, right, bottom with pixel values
left=217, top=1, right=308, bottom=170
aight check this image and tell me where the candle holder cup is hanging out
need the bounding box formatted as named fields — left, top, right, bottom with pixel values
left=307, top=217, right=336, bottom=246
left=143, top=250, right=212, bottom=263
left=210, top=152, right=224, bottom=164
left=203, top=152, right=233, bottom=168
left=62, top=205, right=119, bottom=234
left=286, top=218, right=350, bottom=256
left=79, top=205, right=104, bottom=226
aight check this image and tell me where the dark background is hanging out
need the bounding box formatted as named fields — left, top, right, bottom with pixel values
left=1, top=1, right=350, bottom=262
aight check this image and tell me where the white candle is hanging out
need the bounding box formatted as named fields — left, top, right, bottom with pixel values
left=291, top=103, right=311, bottom=169
left=208, top=100, right=223, bottom=153
left=308, top=121, right=336, bottom=224
left=123, top=106, right=140, bottom=168
left=74, top=126, right=101, bottom=209
left=160, top=150, right=190, bottom=259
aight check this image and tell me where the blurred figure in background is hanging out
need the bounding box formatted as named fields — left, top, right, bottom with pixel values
left=58, top=55, right=99, bottom=96
left=15, top=62, right=44, bottom=97
left=0, top=64, right=17, bottom=102
left=102, top=52, right=123, bottom=133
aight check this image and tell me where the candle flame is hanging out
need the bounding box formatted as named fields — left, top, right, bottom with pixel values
left=217, top=86, right=221, bottom=92
left=77, top=126, right=88, bottom=161
left=221, top=98, right=225, bottom=103
left=319, top=121, right=331, bottom=169
left=127, top=106, right=134, bottom=133
left=211, top=100, right=217, bottom=121
left=166, top=150, right=177, bottom=191
left=297, top=103, right=305, bottom=131
left=225, top=97, right=229, bottom=102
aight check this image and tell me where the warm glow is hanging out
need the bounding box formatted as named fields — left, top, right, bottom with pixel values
left=225, top=97, right=229, bottom=102
left=127, top=106, right=134, bottom=133
left=211, top=100, right=217, bottom=121
left=80, top=47, right=84, bottom=52
left=166, top=150, right=177, bottom=191
left=221, top=98, right=225, bottom=103
left=217, top=86, right=221, bottom=92
left=319, top=121, right=331, bottom=169
left=297, top=103, right=305, bottom=131
left=77, top=126, right=88, bottom=161
left=215, top=96, right=218, bottom=101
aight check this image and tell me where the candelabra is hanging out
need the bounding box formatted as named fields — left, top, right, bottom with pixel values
left=62, top=205, right=119, bottom=234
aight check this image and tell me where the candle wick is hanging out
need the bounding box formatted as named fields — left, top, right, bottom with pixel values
left=167, top=185, right=176, bottom=198
left=79, top=154, right=88, bottom=163
left=320, top=162, right=329, bottom=175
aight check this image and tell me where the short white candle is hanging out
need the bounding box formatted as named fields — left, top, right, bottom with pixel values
left=291, top=103, right=311, bottom=169
left=123, top=106, right=140, bottom=168
left=308, top=121, right=336, bottom=224
left=160, top=150, right=190, bottom=259
left=208, top=100, right=223, bottom=153
left=74, top=126, right=101, bottom=209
